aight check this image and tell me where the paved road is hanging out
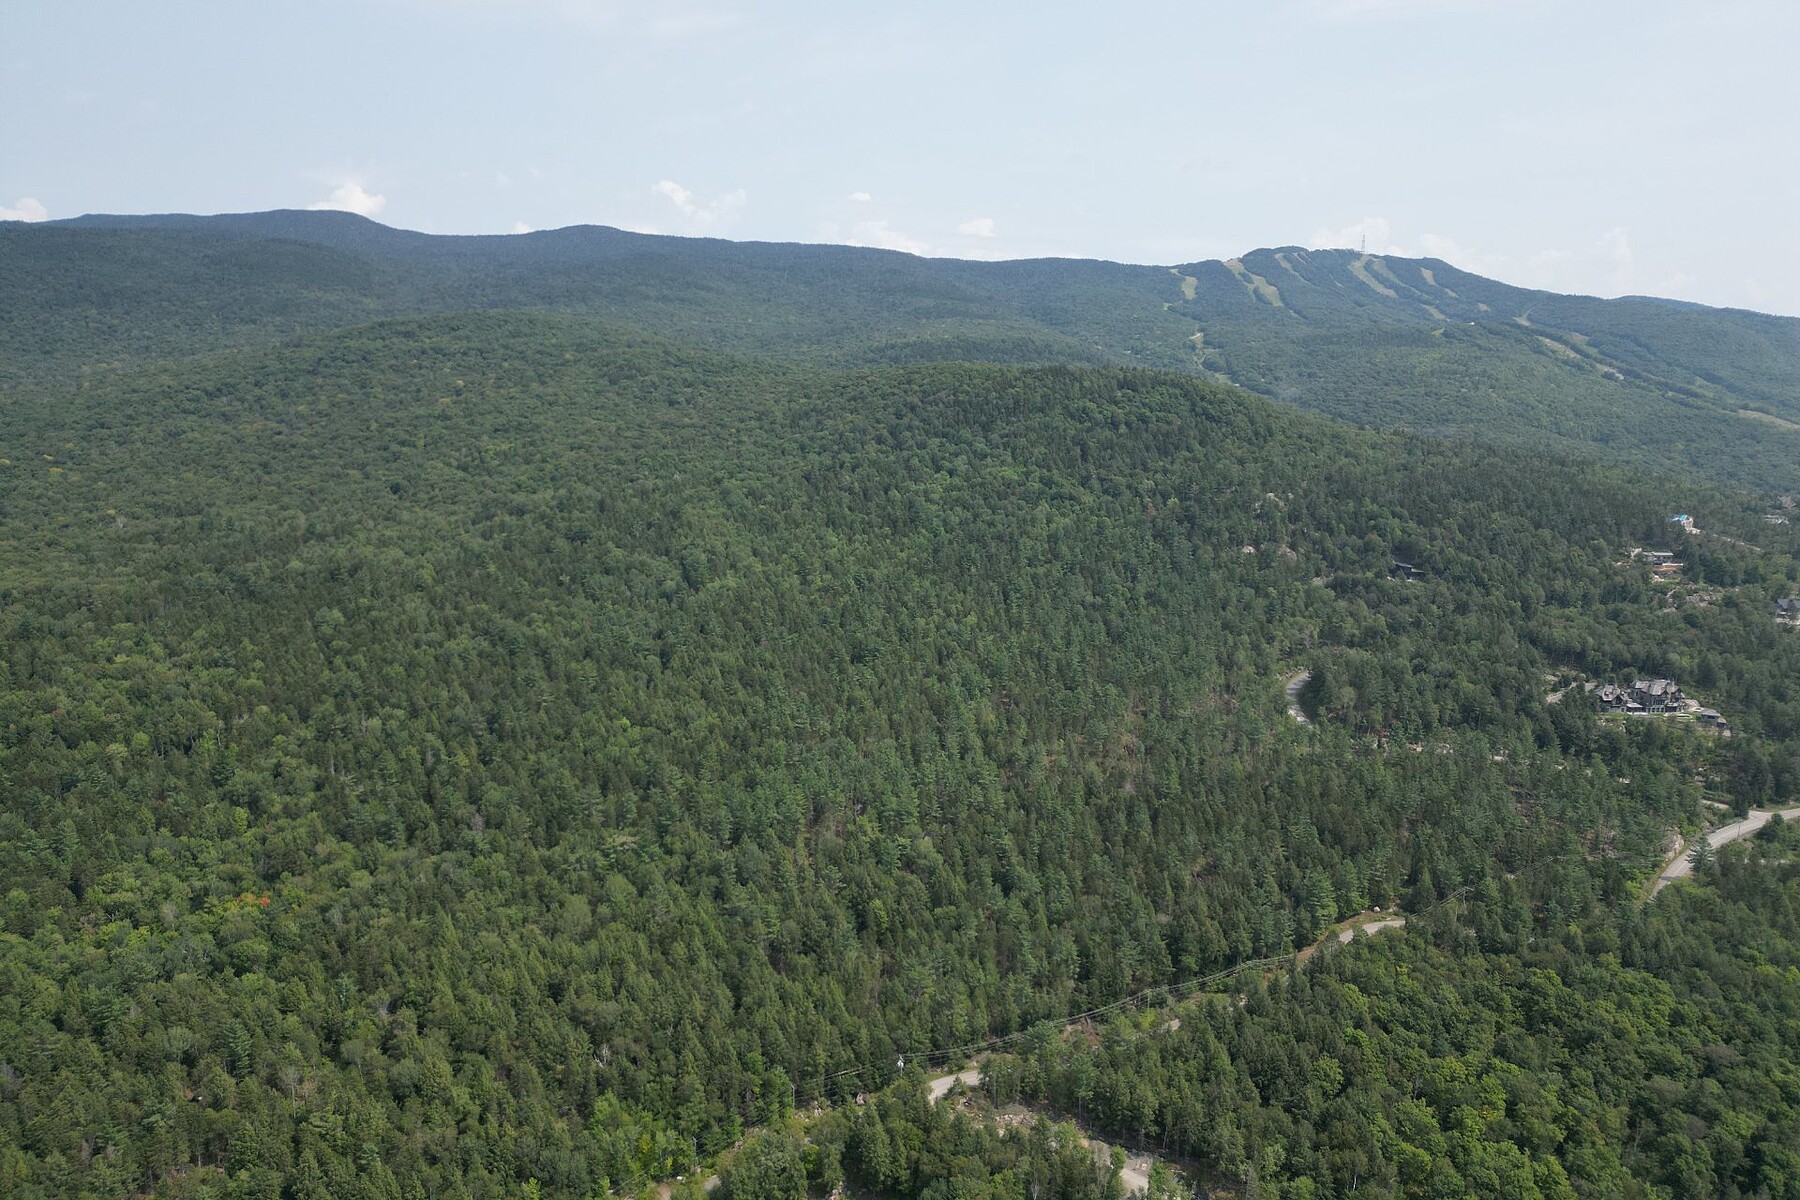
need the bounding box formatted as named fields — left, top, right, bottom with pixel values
left=1284, top=670, right=1312, bottom=724
left=1653, top=805, right=1800, bottom=895
left=1337, top=917, right=1405, bottom=943
left=926, top=1066, right=981, bottom=1105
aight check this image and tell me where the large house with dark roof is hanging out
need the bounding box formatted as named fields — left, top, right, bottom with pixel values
left=1595, top=679, right=1685, bottom=714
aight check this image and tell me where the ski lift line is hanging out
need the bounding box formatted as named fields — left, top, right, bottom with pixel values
left=789, top=886, right=1484, bottom=1109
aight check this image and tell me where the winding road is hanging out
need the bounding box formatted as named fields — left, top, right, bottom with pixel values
left=924, top=1063, right=1155, bottom=1194
left=1652, top=805, right=1800, bottom=896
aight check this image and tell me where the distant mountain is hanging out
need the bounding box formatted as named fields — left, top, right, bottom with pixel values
left=6, top=210, right=1797, bottom=489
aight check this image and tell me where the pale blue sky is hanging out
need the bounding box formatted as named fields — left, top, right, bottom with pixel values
left=6, top=0, right=1798, bottom=314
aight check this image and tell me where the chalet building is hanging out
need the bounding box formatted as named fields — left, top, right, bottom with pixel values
left=1776, top=598, right=1800, bottom=624
left=1595, top=679, right=1685, bottom=714
left=1390, top=561, right=1425, bottom=582
left=1593, top=684, right=1644, bottom=713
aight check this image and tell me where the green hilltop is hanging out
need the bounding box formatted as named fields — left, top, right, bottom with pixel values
left=6, top=211, right=1797, bottom=490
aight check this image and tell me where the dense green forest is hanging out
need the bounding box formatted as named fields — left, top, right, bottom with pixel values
left=837, top=820, right=1800, bottom=1200
left=5, top=213, right=1798, bottom=491
left=3, top=306, right=1800, bottom=1197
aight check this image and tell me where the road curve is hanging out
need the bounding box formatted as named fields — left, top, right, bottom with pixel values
left=926, top=1066, right=981, bottom=1105
left=1653, top=805, right=1800, bottom=895
left=1284, top=670, right=1312, bottom=724
left=1337, top=916, right=1405, bottom=943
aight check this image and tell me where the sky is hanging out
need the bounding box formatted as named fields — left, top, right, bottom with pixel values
left=5, top=0, right=1799, bottom=315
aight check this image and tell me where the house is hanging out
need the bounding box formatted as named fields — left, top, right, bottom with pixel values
left=1776, top=598, right=1800, bottom=624
left=1594, top=683, right=1646, bottom=713
left=1390, top=561, right=1425, bottom=582
left=1631, top=549, right=1681, bottom=578
left=1596, top=678, right=1685, bottom=714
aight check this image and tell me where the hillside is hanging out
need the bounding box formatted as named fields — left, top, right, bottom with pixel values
left=5, top=312, right=1800, bottom=1197
left=6, top=212, right=1798, bottom=491
left=1172, top=247, right=1800, bottom=489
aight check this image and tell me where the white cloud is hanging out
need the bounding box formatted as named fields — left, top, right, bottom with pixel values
left=1309, top=215, right=1398, bottom=254
left=308, top=182, right=387, bottom=217
left=956, top=216, right=997, bottom=238
left=652, top=179, right=746, bottom=230
left=847, top=191, right=872, bottom=203
left=653, top=179, right=697, bottom=211
left=1413, top=232, right=1531, bottom=283
left=1309, top=216, right=1660, bottom=300
left=512, top=221, right=534, bottom=234
left=0, top=196, right=49, bottom=222
left=843, top=220, right=929, bottom=256
left=1654, top=270, right=1696, bottom=297
left=1315, top=219, right=1537, bottom=283
left=815, top=219, right=1015, bottom=262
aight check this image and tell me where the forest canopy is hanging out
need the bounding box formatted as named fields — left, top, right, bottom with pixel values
left=2, top=309, right=1799, bottom=1198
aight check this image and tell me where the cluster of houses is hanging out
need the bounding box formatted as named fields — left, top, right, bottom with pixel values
left=1591, top=678, right=1728, bottom=730
left=1629, top=552, right=1798, bottom=627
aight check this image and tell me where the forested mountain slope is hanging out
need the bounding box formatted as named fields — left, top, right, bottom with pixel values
left=4, top=312, right=1800, bottom=1197
left=7, top=212, right=1797, bottom=490
left=1171, top=248, right=1800, bottom=489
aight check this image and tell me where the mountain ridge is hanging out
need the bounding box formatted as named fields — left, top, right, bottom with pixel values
left=7, top=210, right=1798, bottom=490
left=43, top=210, right=1795, bottom=320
